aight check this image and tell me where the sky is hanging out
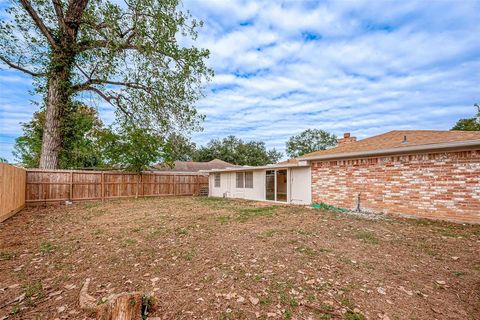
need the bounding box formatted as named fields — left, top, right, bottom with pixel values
left=1, top=0, right=480, bottom=162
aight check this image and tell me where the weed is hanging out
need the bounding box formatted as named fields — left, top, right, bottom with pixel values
left=178, top=250, right=195, bottom=261
left=354, top=231, right=379, bottom=244
left=284, top=309, right=292, bottom=320
left=438, top=229, right=460, bottom=238
left=0, top=251, right=14, bottom=261
left=83, top=202, right=100, bottom=209
left=216, top=216, right=231, bottom=224
left=92, top=228, right=104, bottom=235
left=23, top=281, right=44, bottom=305
left=146, top=228, right=162, bottom=240
left=261, top=229, right=278, bottom=237
left=39, top=242, right=54, bottom=254
left=279, top=292, right=298, bottom=307
left=296, top=246, right=317, bottom=256
left=453, top=271, right=465, bottom=277
left=344, top=311, right=366, bottom=320
left=124, top=239, right=137, bottom=246
left=11, top=305, right=20, bottom=315
left=236, top=206, right=276, bottom=222
left=176, top=228, right=188, bottom=236
left=259, top=296, right=272, bottom=305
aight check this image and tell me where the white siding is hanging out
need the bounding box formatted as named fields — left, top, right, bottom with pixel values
left=208, top=167, right=312, bottom=205
left=209, top=170, right=264, bottom=200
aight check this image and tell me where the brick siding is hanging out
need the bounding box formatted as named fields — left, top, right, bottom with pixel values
left=311, top=149, right=480, bottom=223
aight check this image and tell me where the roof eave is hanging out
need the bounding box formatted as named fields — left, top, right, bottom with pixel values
left=200, top=162, right=310, bottom=173
left=299, top=139, right=480, bottom=161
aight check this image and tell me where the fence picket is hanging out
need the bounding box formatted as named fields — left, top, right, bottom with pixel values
left=25, top=169, right=208, bottom=204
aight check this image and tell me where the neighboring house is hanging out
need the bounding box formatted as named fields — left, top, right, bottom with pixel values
left=205, top=130, right=480, bottom=223
left=153, top=159, right=239, bottom=174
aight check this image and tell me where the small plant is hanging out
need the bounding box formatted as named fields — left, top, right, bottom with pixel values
left=453, top=271, right=465, bottom=277
left=236, top=206, right=276, bottom=222
left=261, top=229, right=278, bottom=237
left=176, top=228, right=188, bottom=236
left=344, top=310, right=366, bottom=320
left=124, top=238, right=137, bottom=246
left=354, top=231, right=379, bottom=244
left=40, top=242, right=54, bottom=254
left=23, top=281, right=44, bottom=306
left=11, top=304, right=20, bottom=315
left=312, top=203, right=349, bottom=213
left=216, top=215, right=231, bottom=224
left=0, top=251, right=14, bottom=261
left=296, top=246, right=317, bottom=256
left=178, top=250, right=195, bottom=261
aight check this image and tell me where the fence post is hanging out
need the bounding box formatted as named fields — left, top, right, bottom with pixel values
left=69, top=171, right=73, bottom=201
left=101, top=172, right=105, bottom=202
left=173, top=174, right=176, bottom=196
left=196, top=175, right=200, bottom=196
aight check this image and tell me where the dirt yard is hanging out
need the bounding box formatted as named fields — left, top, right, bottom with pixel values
left=0, top=197, right=479, bottom=319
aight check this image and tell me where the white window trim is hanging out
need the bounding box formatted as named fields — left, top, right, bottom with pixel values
left=236, top=172, right=245, bottom=188
left=214, top=173, right=221, bottom=188
left=245, top=171, right=253, bottom=188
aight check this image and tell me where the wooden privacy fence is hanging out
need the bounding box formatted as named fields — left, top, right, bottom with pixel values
left=0, top=163, right=26, bottom=221
left=26, top=169, right=209, bottom=204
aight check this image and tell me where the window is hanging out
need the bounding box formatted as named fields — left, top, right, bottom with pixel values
left=214, top=173, right=221, bottom=188
left=245, top=172, right=253, bottom=188
left=236, top=172, right=244, bottom=188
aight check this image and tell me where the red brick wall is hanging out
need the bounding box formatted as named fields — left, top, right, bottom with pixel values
left=311, top=150, right=480, bottom=223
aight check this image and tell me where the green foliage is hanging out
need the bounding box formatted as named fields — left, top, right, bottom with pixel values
left=451, top=104, right=480, bottom=131
left=100, top=124, right=170, bottom=172
left=311, top=203, right=349, bottom=213
left=0, top=157, right=7, bottom=163
left=193, top=135, right=282, bottom=166
left=0, top=0, right=212, bottom=167
left=14, top=104, right=105, bottom=168
left=167, top=133, right=197, bottom=161
left=286, top=129, right=337, bottom=158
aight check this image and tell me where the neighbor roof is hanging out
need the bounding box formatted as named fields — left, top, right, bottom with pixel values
left=300, top=130, right=480, bottom=160
left=153, top=159, right=240, bottom=172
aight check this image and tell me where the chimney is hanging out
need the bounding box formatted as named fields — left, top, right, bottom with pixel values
left=337, top=132, right=357, bottom=145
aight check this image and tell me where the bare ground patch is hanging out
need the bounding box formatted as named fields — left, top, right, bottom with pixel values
left=0, top=197, right=479, bottom=319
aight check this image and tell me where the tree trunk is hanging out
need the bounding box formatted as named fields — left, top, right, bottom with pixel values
left=38, top=51, right=74, bottom=169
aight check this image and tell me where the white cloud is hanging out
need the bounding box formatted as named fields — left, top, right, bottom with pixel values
left=1, top=0, right=479, bottom=161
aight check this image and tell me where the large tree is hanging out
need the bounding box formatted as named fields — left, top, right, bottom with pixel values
left=0, top=0, right=211, bottom=169
left=193, top=135, right=282, bottom=166
left=14, top=103, right=105, bottom=168
left=285, top=129, right=337, bottom=158
left=452, top=104, right=480, bottom=131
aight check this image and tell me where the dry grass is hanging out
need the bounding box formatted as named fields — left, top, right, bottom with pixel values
left=0, top=196, right=479, bottom=319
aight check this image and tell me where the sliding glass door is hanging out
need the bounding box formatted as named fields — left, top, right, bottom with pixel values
left=265, top=169, right=287, bottom=202
left=276, top=170, right=287, bottom=202
left=265, top=170, right=275, bottom=201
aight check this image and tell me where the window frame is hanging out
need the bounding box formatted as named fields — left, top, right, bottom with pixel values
left=214, top=173, right=221, bottom=188
left=245, top=171, right=253, bottom=188
left=236, top=172, right=245, bottom=188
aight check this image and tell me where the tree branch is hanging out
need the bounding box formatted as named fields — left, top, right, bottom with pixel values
left=52, top=0, right=67, bottom=31
left=0, top=55, right=46, bottom=77
left=19, top=0, right=58, bottom=48
left=78, top=85, right=132, bottom=117
left=72, top=78, right=151, bottom=92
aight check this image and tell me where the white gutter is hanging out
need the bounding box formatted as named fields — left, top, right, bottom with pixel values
left=299, top=139, right=480, bottom=161
left=200, top=162, right=309, bottom=173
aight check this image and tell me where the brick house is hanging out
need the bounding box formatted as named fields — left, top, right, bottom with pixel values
left=205, top=130, right=480, bottom=223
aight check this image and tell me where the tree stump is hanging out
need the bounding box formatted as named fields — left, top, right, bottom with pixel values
left=80, top=278, right=144, bottom=320
left=98, top=292, right=143, bottom=320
